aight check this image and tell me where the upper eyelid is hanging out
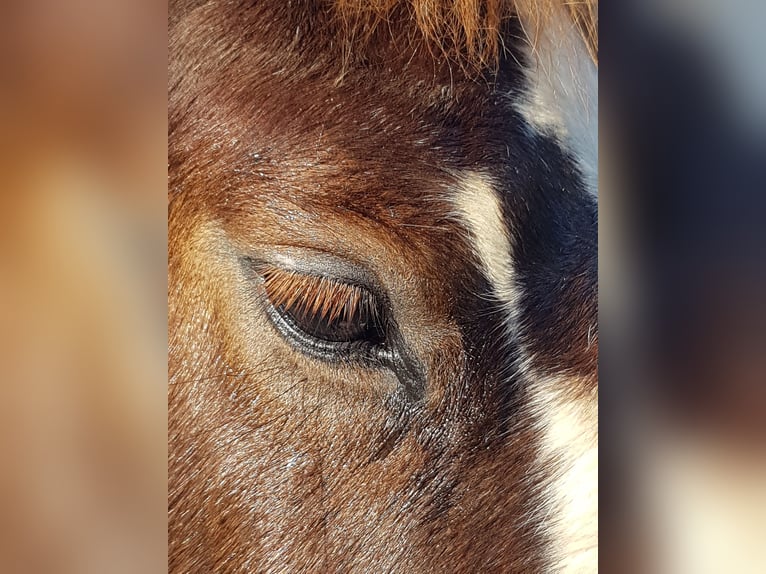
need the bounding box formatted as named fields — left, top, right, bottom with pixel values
left=241, top=255, right=399, bottom=349
left=261, top=267, right=375, bottom=324
left=243, top=250, right=383, bottom=295
left=255, top=264, right=393, bottom=365
left=243, top=254, right=391, bottom=312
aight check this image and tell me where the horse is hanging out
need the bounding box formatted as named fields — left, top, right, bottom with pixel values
left=168, top=0, right=598, bottom=571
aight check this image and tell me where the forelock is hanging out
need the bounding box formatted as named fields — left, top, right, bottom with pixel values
left=329, top=0, right=598, bottom=70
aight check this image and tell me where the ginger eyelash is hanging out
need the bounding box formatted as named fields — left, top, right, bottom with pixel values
left=260, top=267, right=378, bottom=330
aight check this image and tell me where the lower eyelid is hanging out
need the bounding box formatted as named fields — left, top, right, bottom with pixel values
left=266, top=297, right=389, bottom=366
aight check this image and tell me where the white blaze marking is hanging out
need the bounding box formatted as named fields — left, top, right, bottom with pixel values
left=511, top=15, right=600, bottom=564
left=451, top=172, right=520, bottom=336
left=452, top=173, right=597, bottom=573
left=514, top=10, right=598, bottom=196
left=528, top=371, right=598, bottom=574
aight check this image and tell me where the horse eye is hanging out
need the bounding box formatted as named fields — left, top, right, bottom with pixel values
left=260, top=267, right=387, bottom=356
left=275, top=289, right=384, bottom=345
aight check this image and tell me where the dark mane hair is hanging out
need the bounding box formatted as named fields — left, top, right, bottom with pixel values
left=170, top=0, right=597, bottom=71
left=330, top=0, right=597, bottom=69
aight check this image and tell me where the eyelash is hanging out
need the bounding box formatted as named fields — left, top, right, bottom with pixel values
left=260, top=266, right=390, bottom=363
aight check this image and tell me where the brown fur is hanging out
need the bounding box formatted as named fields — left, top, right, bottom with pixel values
left=169, top=1, right=597, bottom=571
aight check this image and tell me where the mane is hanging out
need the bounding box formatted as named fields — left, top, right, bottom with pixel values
left=331, top=0, right=598, bottom=70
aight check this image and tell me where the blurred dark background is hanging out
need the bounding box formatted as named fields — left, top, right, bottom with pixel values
left=601, top=0, right=766, bottom=571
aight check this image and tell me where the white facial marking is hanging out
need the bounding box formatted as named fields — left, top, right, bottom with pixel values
left=514, top=10, right=598, bottom=196
left=511, top=16, right=600, bottom=561
left=450, top=171, right=520, bottom=336
left=452, top=173, right=597, bottom=573
left=528, top=373, right=598, bottom=574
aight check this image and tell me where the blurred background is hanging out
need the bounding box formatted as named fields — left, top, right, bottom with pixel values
left=0, top=0, right=166, bottom=572
left=0, top=0, right=763, bottom=572
left=601, top=0, right=766, bottom=571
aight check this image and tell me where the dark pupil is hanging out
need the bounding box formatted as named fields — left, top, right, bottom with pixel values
left=277, top=300, right=384, bottom=344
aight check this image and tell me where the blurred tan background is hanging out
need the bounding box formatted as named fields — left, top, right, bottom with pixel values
left=0, top=0, right=166, bottom=572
